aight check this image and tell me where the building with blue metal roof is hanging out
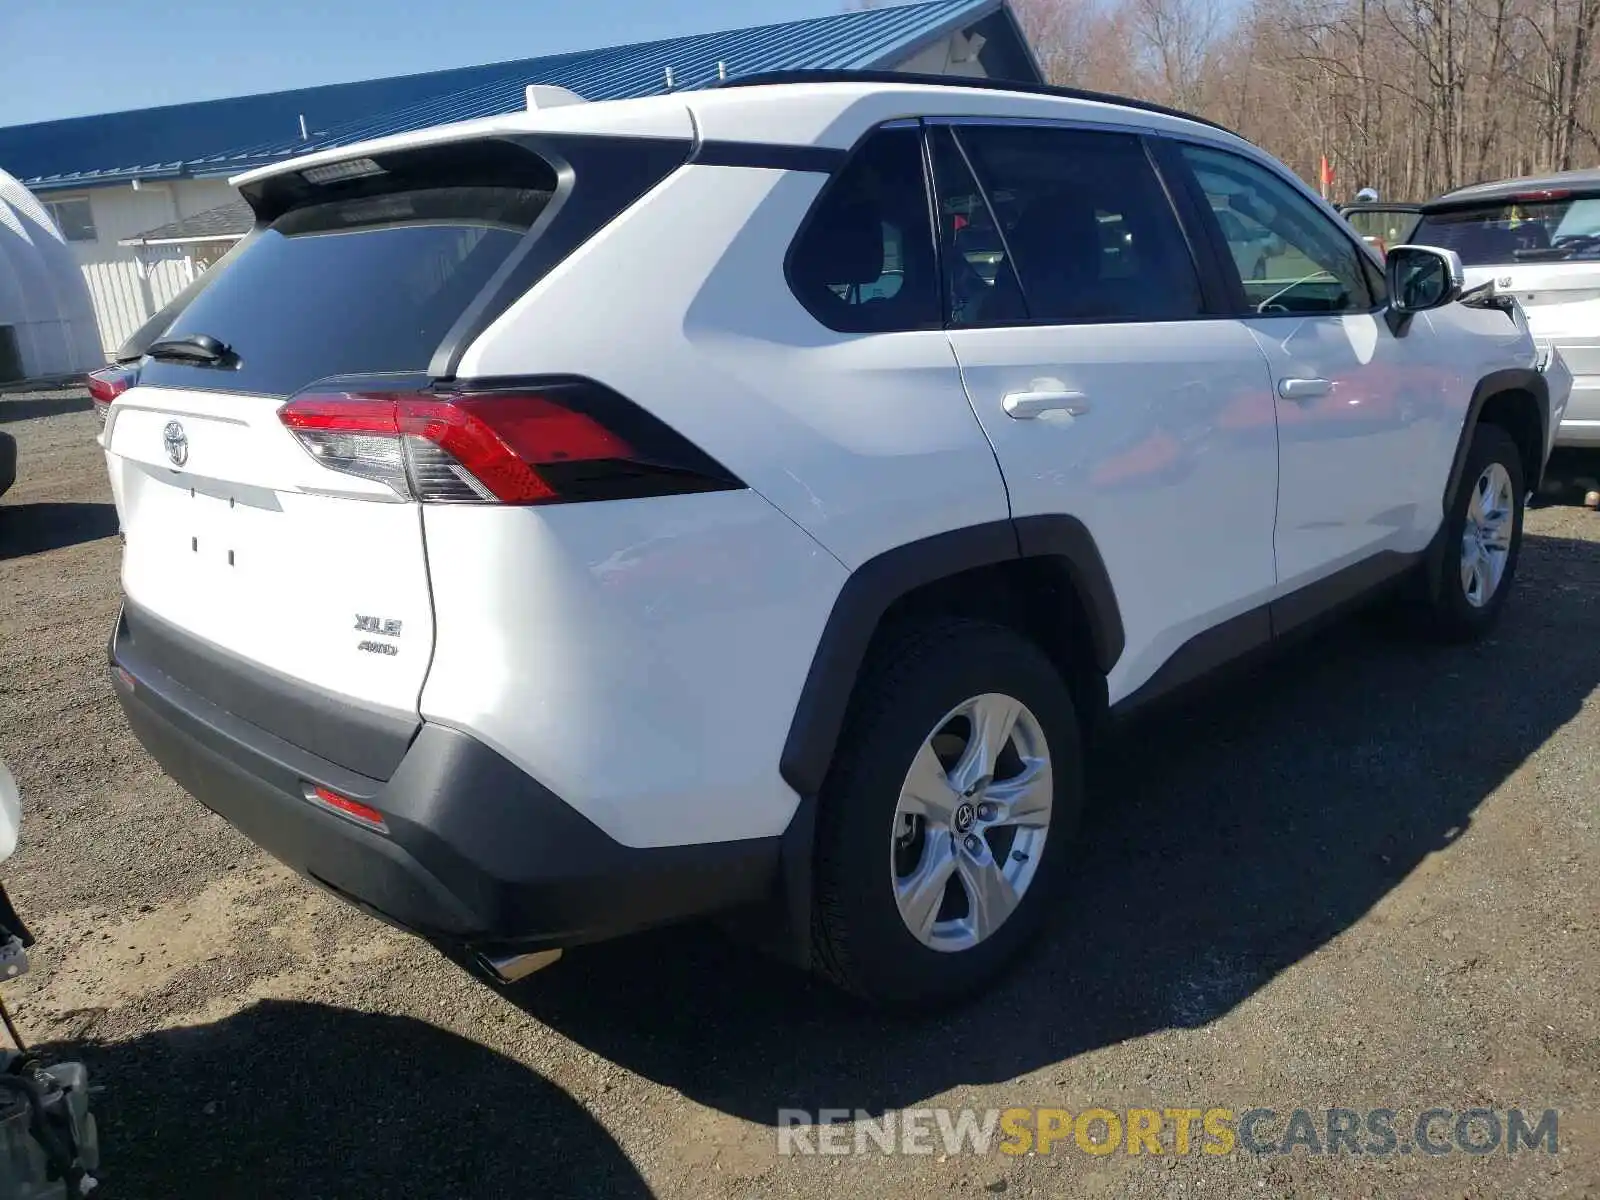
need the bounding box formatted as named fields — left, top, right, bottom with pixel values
left=0, top=0, right=1038, bottom=359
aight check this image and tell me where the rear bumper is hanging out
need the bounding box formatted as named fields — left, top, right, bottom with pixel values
left=109, top=607, right=780, bottom=953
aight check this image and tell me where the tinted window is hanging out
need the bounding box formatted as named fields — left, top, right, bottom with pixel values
left=930, top=128, right=1029, bottom=326
left=939, top=125, right=1203, bottom=324
left=1181, top=144, right=1374, bottom=315
left=1412, top=195, right=1600, bottom=264
left=789, top=127, right=939, bottom=333
left=140, top=183, right=552, bottom=395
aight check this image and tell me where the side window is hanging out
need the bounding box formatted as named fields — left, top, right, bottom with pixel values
left=935, top=124, right=1203, bottom=325
left=930, top=127, right=1029, bottom=327
left=1180, top=144, right=1375, bottom=315
left=788, top=127, right=939, bottom=333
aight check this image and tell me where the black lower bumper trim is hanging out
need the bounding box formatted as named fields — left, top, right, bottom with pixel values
left=119, top=600, right=418, bottom=781
left=110, top=608, right=780, bottom=950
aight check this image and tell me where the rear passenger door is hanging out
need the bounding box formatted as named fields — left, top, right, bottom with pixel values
left=934, top=121, right=1281, bottom=706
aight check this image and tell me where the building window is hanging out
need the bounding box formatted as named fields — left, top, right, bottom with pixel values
left=44, top=197, right=97, bottom=243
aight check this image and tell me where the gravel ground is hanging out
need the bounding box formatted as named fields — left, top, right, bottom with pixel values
left=1, top=388, right=1597, bottom=1199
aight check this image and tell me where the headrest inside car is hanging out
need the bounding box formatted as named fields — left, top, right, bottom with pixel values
left=809, top=201, right=886, bottom=285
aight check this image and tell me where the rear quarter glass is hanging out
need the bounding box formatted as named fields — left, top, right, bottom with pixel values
left=137, top=135, right=689, bottom=396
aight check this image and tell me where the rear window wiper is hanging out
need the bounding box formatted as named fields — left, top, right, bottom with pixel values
left=145, top=333, right=235, bottom=366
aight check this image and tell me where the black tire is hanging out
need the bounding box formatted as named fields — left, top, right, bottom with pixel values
left=1413, top=422, right=1525, bottom=641
left=812, top=618, right=1082, bottom=1009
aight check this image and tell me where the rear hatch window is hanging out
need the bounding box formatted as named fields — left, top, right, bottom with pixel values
left=1413, top=194, right=1600, bottom=265
left=139, top=144, right=559, bottom=396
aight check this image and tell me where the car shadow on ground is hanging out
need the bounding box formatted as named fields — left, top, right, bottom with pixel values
left=0, top=394, right=92, bottom=424
left=504, top=530, right=1600, bottom=1126
left=0, top=503, right=119, bottom=560
left=38, top=1000, right=651, bottom=1199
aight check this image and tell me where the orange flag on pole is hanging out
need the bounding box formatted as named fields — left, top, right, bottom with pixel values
left=1319, top=155, right=1335, bottom=199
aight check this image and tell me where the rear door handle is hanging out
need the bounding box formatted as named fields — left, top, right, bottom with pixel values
left=1003, top=389, right=1092, bottom=419
left=1278, top=377, right=1332, bottom=400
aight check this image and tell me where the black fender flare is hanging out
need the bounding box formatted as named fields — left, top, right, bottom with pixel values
left=1448, top=367, right=1550, bottom=502
left=778, top=515, right=1124, bottom=800
left=1424, top=366, right=1549, bottom=598
left=766, top=515, right=1122, bottom=968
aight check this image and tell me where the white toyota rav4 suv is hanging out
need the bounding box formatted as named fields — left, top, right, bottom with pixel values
left=101, top=73, right=1569, bottom=1008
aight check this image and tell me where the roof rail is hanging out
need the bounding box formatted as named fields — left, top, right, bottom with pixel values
left=713, top=69, right=1234, bottom=136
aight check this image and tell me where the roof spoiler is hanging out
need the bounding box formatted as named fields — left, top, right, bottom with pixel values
left=525, top=85, right=585, bottom=111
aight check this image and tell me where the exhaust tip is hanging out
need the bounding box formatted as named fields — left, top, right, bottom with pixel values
left=480, top=948, right=563, bottom=984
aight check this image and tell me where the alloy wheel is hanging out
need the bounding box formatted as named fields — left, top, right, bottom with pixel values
left=1460, top=461, right=1515, bottom=608
left=890, top=693, right=1052, bottom=953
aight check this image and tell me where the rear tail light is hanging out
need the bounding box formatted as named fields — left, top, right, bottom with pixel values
left=278, top=379, right=742, bottom=506
left=86, top=365, right=137, bottom=427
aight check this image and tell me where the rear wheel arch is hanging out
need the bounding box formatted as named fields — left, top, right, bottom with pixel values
left=779, top=517, right=1124, bottom=802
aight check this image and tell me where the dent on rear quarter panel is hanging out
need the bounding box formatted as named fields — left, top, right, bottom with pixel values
left=455, top=162, right=1010, bottom=571
left=417, top=491, right=848, bottom=849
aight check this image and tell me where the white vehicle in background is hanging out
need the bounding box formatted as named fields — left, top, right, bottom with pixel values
left=1412, top=170, right=1600, bottom=446
left=98, top=72, right=1568, bottom=1009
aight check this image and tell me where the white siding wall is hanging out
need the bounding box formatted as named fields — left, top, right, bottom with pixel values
left=60, top=178, right=239, bottom=359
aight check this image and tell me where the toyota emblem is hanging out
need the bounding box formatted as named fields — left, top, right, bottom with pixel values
left=163, top=420, right=189, bottom=468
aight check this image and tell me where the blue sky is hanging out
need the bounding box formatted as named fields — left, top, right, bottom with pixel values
left=2, top=0, right=854, bottom=126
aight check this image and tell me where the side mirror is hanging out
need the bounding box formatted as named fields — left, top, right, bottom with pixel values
left=1385, top=244, right=1465, bottom=314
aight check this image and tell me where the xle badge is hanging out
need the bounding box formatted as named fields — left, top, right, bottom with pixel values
left=355, top=614, right=402, bottom=657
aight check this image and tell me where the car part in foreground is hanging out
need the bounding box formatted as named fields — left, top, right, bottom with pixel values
left=0, top=759, right=100, bottom=1198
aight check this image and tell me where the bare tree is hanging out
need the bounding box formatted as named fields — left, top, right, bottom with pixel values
left=1130, top=0, right=1222, bottom=109
left=1014, top=0, right=1599, bottom=197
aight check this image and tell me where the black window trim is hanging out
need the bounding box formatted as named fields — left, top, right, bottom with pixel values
left=1162, top=134, right=1390, bottom=321
left=921, top=113, right=1227, bottom=331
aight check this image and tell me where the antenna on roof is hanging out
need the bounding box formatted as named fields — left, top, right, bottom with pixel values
left=298, top=114, right=309, bottom=140
left=664, top=66, right=676, bottom=91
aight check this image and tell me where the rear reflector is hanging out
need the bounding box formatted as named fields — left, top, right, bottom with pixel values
left=279, top=379, right=741, bottom=506
left=304, top=784, right=388, bottom=832
left=86, top=365, right=137, bottom=427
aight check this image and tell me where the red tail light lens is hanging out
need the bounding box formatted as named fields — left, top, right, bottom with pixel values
left=279, top=379, right=741, bottom=506
left=86, top=365, right=137, bottom=427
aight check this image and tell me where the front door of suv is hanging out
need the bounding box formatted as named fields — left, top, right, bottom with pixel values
left=1175, top=143, right=1449, bottom=604
left=933, top=121, right=1281, bottom=704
